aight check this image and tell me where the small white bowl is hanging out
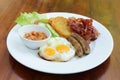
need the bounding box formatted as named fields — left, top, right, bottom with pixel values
left=18, top=24, right=51, bottom=49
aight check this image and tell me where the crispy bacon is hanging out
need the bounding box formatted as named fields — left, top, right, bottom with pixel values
left=68, top=17, right=99, bottom=41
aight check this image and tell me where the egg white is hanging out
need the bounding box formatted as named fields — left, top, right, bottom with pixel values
left=39, top=37, right=75, bottom=62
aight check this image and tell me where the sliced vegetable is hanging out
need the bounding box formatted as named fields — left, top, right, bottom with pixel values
left=46, top=24, right=59, bottom=37
left=37, top=23, right=59, bottom=37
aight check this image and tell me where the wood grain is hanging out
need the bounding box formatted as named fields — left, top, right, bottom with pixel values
left=0, top=0, right=120, bottom=80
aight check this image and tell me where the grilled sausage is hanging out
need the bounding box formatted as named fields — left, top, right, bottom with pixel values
left=71, top=33, right=90, bottom=54
left=67, top=36, right=83, bottom=57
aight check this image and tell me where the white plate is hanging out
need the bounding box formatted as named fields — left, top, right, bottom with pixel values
left=7, top=12, right=114, bottom=74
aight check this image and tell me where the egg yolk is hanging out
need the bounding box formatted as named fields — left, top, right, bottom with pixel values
left=56, top=44, right=70, bottom=53
left=44, top=48, right=55, bottom=56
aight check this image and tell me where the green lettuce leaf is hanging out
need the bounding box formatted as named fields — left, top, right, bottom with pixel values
left=15, top=12, right=47, bottom=26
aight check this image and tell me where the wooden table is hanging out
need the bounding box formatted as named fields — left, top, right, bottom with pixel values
left=0, top=0, right=120, bottom=80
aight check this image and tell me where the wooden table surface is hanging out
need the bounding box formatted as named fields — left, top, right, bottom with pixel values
left=0, top=0, right=120, bottom=80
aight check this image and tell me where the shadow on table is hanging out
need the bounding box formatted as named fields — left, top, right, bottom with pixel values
left=9, top=55, right=110, bottom=80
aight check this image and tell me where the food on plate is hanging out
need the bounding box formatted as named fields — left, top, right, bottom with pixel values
left=16, top=12, right=100, bottom=61
left=71, top=33, right=90, bottom=54
left=15, top=12, right=47, bottom=26
left=24, top=31, right=47, bottom=40
left=67, top=36, right=83, bottom=57
left=68, top=17, right=99, bottom=41
left=49, top=17, right=72, bottom=37
left=38, top=37, right=75, bottom=61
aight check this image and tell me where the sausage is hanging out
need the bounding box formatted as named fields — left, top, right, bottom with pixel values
left=67, top=36, right=83, bottom=57
left=71, top=33, right=90, bottom=54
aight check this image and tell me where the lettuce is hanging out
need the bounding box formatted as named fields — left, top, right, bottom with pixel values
left=15, top=12, right=59, bottom=37
left=15, top=12, right=47, bottom=26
